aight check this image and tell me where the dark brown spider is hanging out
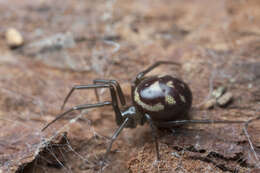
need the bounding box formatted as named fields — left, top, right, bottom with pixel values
left=42, top=61, right=259, bottom=166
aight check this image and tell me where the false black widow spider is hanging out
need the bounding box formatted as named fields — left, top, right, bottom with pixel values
left=42, top=61, right=253, bottom=164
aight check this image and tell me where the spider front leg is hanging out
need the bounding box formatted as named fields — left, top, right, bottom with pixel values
left=42, top=102, right=111, bottom=131
left=43, top=84, right=124, bottom=131
left=61, top=84, right=121, bottom=111
left=93, top=79, right=126, bottom=106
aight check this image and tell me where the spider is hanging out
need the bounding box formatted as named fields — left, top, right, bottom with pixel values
left=42, top=61, right=256, bottom=164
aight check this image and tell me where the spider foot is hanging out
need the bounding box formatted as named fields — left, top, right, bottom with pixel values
left=98, top=158, right=110, bottom=173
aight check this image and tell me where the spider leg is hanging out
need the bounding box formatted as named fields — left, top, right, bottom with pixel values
left=60, top=84, right=124, bottom=125
left=41, top=101, right=111, bottom=131
left=102, top=117, right=129, bottom=162
left=243, top=116, right=260, bottom=165
left=61, top=84, right=109, bottom=110
left=145, top=114, right=160, bottom=160
left=133, top=61, right=181, bottom=85
left=155, top=118, right=260, bottom=167
left=131, top=61, right=181, bottom=103
left=93, top=79, right=126, bottom=106
left=153, top=119, right=245, bottom=128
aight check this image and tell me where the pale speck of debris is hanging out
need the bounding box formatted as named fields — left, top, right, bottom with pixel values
left=212, top=86, right=226, bottom=99
left=217, top=92, right=233, bottom=107
left=202, top=98, right=216, bottom=109
left=5, top=28, right=24, bottom=48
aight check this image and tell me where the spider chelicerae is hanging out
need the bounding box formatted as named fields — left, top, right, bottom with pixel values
left=42, top=61, right=259, bottom=166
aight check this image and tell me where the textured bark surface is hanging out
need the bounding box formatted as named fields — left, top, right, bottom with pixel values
left=0, top=0, right=260, bottom=172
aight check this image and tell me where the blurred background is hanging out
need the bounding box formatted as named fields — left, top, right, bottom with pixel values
left=0, top=0, right=260, bottom=172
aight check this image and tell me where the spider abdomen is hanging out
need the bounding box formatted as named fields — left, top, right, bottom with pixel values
left=134, top=75, right=192, bottom=122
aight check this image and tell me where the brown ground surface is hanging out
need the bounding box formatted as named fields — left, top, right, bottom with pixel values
left=0, top=0, right=260, bottom=172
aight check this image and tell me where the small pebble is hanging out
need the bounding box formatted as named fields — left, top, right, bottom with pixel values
left=5, top=28, right=24, bottom=48
left=212, top=86, right=226, bottom=99
left=217, top=92, right=233, bottom=107
left=203, top=98, right=216, bottom=109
